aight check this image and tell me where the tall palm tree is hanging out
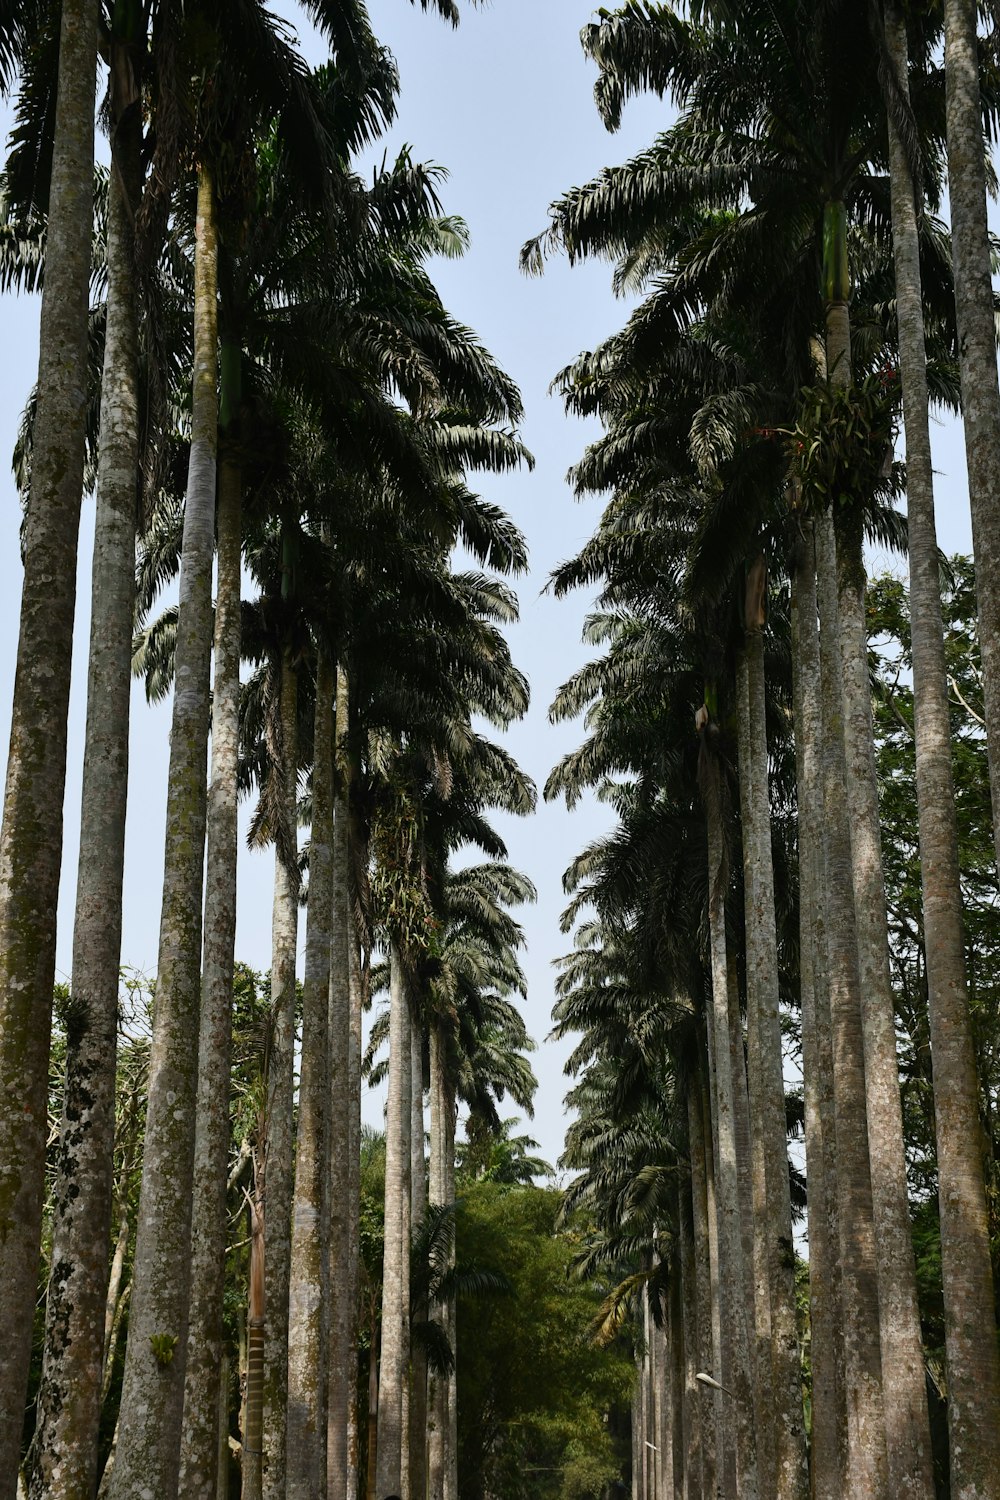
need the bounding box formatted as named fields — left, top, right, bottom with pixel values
left=881, top=2, right=1000, bottom=1484
left=25, top=4, right=148, bottom=1493
left=109, top=9, right=330, bottom=1486
left=0, top=7, right=99, bottom=1487
left=942, top=0, right=1000, bottom=883
left=522, top=7, right=971, bottom=1488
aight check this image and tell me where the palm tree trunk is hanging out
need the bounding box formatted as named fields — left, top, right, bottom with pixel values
left=376, top=946, right=413, bottom=1500
left=679, top=1161, right=701, bottom=1500
left=644, top=1278, right=659, bottom=1500
left=427, top=1020, right=458, bottom=1500
left=329, top=665, right=354, bottom=1498
left=410, top=1008, right=428, bottom=1500
left=703, top=747, right=759, bottom=1500
left=262, top=651, right=299, bottom=1500
left=26, top=92, right=140, bottom=1497
left=244, top=1189, right=266, bottom=1500
left=687, top=1070, right=716, bottom=1500
left=790, top=528, right=847, bottom=1500
left=639, top=1290, right=651, bottom=1500
left=427, top=1022, right=448, bottom=1500
left=631, top=1368, right=641, bottom=1500
left=886, top=7, right=1000, bottom=1486
left=815, top=488, right=889, bottom=1498
left=826, top=291, right=934, bottom=1493
left=179, top=353, right=243, bottom=1500
left=943, top=0, right=1000, bottom=880
left=346, top=774, right=365, bottom=1500
left=367, top=1329, right=380, bottom=1500
left=0, top=3, right=98, bottom=1484
left=443, top=1090, right=458, bottom=1500
left=670, top=1236, right=686, bottom=1497
left=728, top=948, right=771, bottom=1490
left=737, top=625, right=810, bottom=1500
left=701, top=1055, right=728, bottom=1500
left=106, top=160, right=218, bottom=1500
left=287, top=647, right=335, bottom=1499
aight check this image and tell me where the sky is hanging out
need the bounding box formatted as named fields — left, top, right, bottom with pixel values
left=0, top=0, right=983, bottom=1173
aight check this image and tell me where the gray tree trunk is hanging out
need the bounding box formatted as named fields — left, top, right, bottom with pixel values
left=26, top=126, right=139, bottom=1500
left=243, top=1187, right=266, bottom=1500
left=0, top=3, right=98, bottom=1486
left=728, top=952, right=769, bottom=1492
left=179, top=427, right=242, bottom=1500
left=943, top=0, right=1000, bottom=882
left=815, top=478, right=889, bottom=1494
left=262, top=654, right=299, bottom=1500
left=376, top=947, right=413, bottom=1500
left=427, top=1022, right=448, bottom=1500
left=679, top=1161, right=702, bottom=1500
left=703, top=750, right=759, bottom=1500
left=829, top=301, right=934, bottom=1491
left=670, top=1237, right=686, bottom=1497
left=702, top=1059, right=728, bottom=1500
left=737, top=631, right=809, bottom=1500
left=106, top=161, right=218, bottom=1500
left=427, top=1019, right=458, bottom=1500
left=346, top=788, right=364, bottom=1500
left=287, top=648, right=335, bottom=1498
left=687, top=1076, right=716, bottom=1500
left=631, top=1369, right=641, bottom=1500
left=886, top=9, right=1000, bottom=1489
left=328, top=664, right=354, bottom=1499
left=410, top=1008, right=428, bottom=1500
left=790, top=529, right=847, bottom=1500
left=442, top=1090, right=457, bottom=1500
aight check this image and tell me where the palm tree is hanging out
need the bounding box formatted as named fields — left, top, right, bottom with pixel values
left=942, top=0, right=1000, bottom=884
left=109, top=8, right=335, bottom=1484
left=881, top=2, right=1000, bottom=1484
left=0, top=6, right=99, bottom=1486
left=367, top=857, right=537, bottom=1500
left=523, top=7, right=971, bottom=1488
left=25, top=4, right=148, bottom=1492
left=789, top=523, right=848, bottom=1499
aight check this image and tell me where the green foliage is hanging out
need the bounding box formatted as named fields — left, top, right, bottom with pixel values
left=457, top=1117, right=554, bottom=1186
left=785, top=372, right=900, bottom=525
left=148, top=1332, right=179, bottom=1367
left=455, top=1183, right=633, bottom=1500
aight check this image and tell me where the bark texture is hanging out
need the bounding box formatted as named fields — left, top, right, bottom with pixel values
left=26, top=122, right=139, bottom=1500
left=0, top=5, right=98, bottom=1487
left=790, top=531, right=847, bottom=1500
left=887, top=10, right=1000, bottom=1489
left=106, top=162, right=218, bottom=1500
left=375, top=949, right=413, bottom=1500
left=328, top=666, right=354, bottom=1498
left=737, top=630, right=809, bottom=1500
left=427, top=1022, right=449, bottom=1500
left=178, top=433, right=242, bottom=1500
left=815, top=486, right=888, bottom=1498
left=836, top=536, right=933, bottom=1495
left=687, top=1074, right=716, bottom=1500
left=702, top=750, right=758, bottom=1500
left=287, top=647, right=335, bottom=1500
left=944, top=0, right=1000, bottom=884
left=410, top=1009, right=428, bottom=1500
left=262, top=653, right=299, bottom=1500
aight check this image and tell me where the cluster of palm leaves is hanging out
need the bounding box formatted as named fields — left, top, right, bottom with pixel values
left=0, top=3, right=542, bottom=1500
left=528, top=2, right=1000, bottom=1498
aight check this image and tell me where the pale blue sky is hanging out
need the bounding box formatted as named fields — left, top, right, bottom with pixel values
left=0, top=0, right=980, bottom=1169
